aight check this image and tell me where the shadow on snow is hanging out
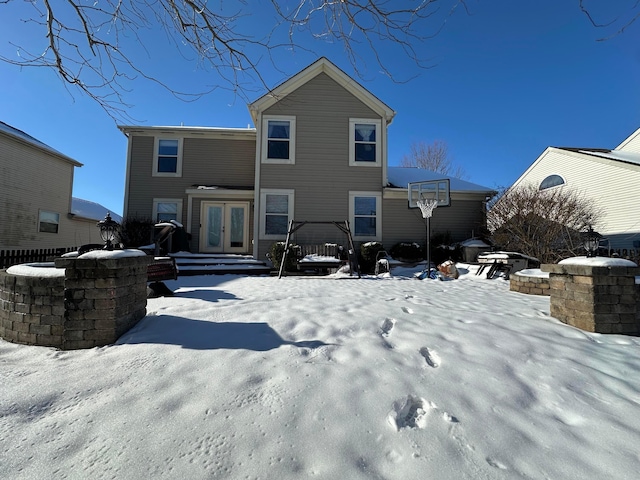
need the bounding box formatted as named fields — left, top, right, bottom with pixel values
left=118, top=315, right=331, bottom=351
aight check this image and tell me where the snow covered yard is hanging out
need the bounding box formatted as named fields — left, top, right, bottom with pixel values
left=1, top=266, right=639, bottom=479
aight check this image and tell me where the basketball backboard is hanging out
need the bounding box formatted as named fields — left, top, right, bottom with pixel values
left=408, top=179, right=451, bottom=208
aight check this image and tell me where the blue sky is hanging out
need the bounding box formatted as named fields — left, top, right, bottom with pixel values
left=1, top=1, right=639, bottom=216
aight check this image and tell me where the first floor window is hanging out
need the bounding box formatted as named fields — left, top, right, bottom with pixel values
left=350, top=192, right=381, bottom=240
left=260, top=189, right=294, bottom=239
left=153, top=199, right=183, bottom=223
left=39, top=210, right=59, bottom=233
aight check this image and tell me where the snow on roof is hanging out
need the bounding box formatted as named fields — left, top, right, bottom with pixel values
left=71, top=197, right=122, bottom=223
left=386, top=167, right=495, bottom=193
left=577, top=149, right=640, bottom=167
left=0, top=120, right=82, bottom=166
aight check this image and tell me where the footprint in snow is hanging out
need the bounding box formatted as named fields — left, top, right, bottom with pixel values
left=379, top=318, right=396, bottom=337
left=419, top=347, right=440, bottom=368
left=388, top=395, right=432, bottom=431
left=401, top=307, right=414, bottom=314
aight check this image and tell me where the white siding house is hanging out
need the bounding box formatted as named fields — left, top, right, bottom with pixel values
left=509, top=128, right=640, bottom=251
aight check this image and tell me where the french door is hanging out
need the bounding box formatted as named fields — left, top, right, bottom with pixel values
left=200, top=202, right=249, bottom=253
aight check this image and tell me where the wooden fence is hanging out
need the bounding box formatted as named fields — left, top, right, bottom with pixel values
left=0, top=247, right=77, bottom=269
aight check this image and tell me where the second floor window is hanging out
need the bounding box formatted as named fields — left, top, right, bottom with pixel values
left=154, top=138, right=182, bottom=176
left=350, top=118, right=381, bottom=166
left=262, top=116, right=296, bottom=164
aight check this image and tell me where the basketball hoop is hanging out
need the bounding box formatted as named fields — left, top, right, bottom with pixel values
left=416, top=198, right=438, bottom=219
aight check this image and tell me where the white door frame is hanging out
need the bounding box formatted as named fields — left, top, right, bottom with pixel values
left=199, top=201, right=250, bottom=253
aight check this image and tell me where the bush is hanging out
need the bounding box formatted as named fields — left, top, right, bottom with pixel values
left=488, top=184, right=602, bottom=263
left=428, top=231, right=462, bottom=265
left=358, top=242, right=385, bottom=274
left=120, top=217, right=154, bottom=248
left=268, top=242, right=301, bottom=271
left=389, top=242, right=423, bottom=262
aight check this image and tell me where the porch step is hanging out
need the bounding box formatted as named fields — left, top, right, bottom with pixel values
left=170, top=253, right=272, bottom=276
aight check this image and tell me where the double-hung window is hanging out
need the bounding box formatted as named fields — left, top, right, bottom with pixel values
left=153, top=199, right=183, bottom=223
left=349, top=119, right=381, bottom=166
left=38, top=210, right=60, bottom=234
left=153, top=138, right=182, bottom=176
left=350, top=192, right=381, bottom=240
left=262, top=116, right=296, bottom=164
left=260, top=189, right=294, bottom=239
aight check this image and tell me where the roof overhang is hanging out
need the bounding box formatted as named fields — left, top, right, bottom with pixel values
left=118, top=125, right=256, bottom=140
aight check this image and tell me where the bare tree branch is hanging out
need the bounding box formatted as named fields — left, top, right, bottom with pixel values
left=399, top=140, right=467, bottom=179
left=0, top=0, right=468, bottom=122
left=579, top=0, right=640, bottom=40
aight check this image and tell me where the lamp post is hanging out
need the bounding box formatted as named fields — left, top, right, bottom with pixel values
left=97, top=213, right=120, bottom=250
left=582, top=226, right=601, bottom=258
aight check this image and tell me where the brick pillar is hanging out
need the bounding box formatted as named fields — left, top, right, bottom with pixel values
left=55, top=252, right=153, bottom=350
left=541, top=263, right=640, bottom=335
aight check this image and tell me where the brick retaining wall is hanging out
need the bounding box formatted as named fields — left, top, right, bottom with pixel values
left=0, top=252, right=152, bottom=349
left=509, top=271, right=550, bottom=296
left=0, top=267, right=65, bottom=347
left=541, top=263, right=640, bottom=335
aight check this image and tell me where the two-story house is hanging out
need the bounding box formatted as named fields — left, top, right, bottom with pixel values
left=120, top=58, right=494, bottom=260
left=0, top=121, right=118, bottom=251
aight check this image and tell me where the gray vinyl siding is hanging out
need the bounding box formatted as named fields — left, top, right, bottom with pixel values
left=513, top=149, right=640, bottom=249
left=125, top=134, right=255, bottom=253
left=0, top=134, right=92, bottom=249
left=126, top=135, right=255, bottom=221
left=258, top=72, right=385, bottom=258
left=382, top=196, right=487, bottom=249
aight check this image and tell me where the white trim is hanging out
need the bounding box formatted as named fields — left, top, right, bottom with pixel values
left=261, top=115, right=296, bottom=164
left=259, top=189, right=294, bottom=240
left=152, top=136, right=183, bottom=177
left=122, top=131, right=132, bottom=219
left=184, top=188, right=254, bottom=196
left=349, top=191, right=382, bottom=241
left=253, top=112, right=263, bottom=258
left=152, top=198, right=183, bottom=223
left=349, top=118, right=382, bottom=167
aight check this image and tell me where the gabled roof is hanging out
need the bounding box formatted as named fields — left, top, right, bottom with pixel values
left=387, top=167, right=495, bottom=193
left=71, top=197, right=122, bottom=222
left=0, top=120, right=82, bottom=167
left=511, top=127, right=640, bottom=190
left=248, top=57, right=396, bottom=125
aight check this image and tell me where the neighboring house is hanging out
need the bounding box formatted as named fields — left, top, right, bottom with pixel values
left=0, top=121, right=118, bottom=250
left=120, top=58, right=494, bottom=260
left=508, top=128, right=640, bottom=251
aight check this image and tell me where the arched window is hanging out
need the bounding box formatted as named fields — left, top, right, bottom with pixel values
left=539, top=174, right=565, bottom=190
